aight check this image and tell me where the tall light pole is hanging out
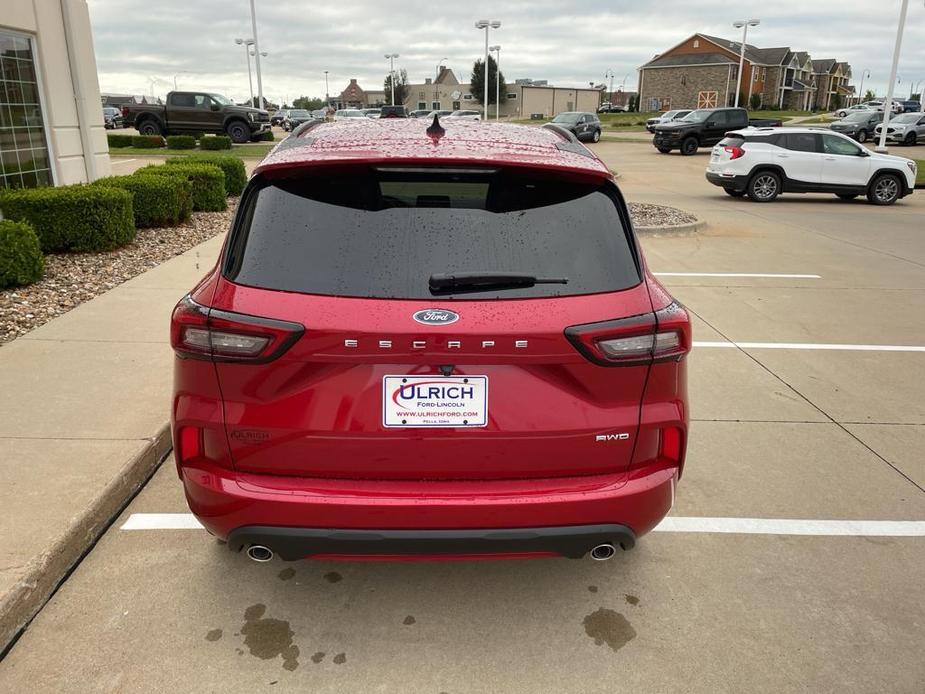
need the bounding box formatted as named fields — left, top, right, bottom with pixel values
left=475, top=19, right=501, bottom=120
left=857, top=69, right=870, bottom=104
left=249, top=0, right=264, bottom=109
left=250, top=49, right=268, bottom=107
left=490, top=45, right=501, bottom=120
left=234, top=38, right=255, bottom=106
left=385, top=53, right=400, bottom=106
left=604, top=69, right=614, bottom=106
left=876, top=0, right=911, bottom=153
left=732, top=19, right=760, bottom=108
left=324, top=70, right=329, bottom=110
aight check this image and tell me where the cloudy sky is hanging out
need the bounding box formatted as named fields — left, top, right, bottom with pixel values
left=87, top=0, right=925, bottom=105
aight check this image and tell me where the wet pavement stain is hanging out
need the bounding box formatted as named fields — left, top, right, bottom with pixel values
left=278, top=567, right=296, bottom=581
left=324, top=571, right=343, bottom=583
left=582, top=608, right=637, bottom=652
left=311, top=652, right=326, bottom=664
left=241, top=603, right=300, bottom=671
left=205, top=629, right=223, bottom=642
left=403, top=615, right=416, bottom=625
left=587, top=585, right=598, bottom=593
left=333, top=653, right=347, bottom=665
left=625, top=594, right=639, bottom=606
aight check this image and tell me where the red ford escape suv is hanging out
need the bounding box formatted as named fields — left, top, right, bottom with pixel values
left=170, top=116, right=690, bottom=563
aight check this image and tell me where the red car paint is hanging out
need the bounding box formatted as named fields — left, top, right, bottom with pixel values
left=171, top=118, right=690, bottom=561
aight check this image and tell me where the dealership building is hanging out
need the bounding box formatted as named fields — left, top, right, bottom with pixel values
left=1, top=0, right=109, bottom=189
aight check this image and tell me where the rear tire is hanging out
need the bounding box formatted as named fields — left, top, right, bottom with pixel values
left=747, top=170, right=781, bottom=202
left=656, top=147, right=671, bottom=154
left=137, top=119, right=162, bottom=136
left=591, top=129, right=601, bottom=143
left=856, top=129, right=868, bottom=143
left=226, top=121, right=250, bottom=144
left=680, top=137, right=698, bottom=156
left=724, top=189, right=746, bottom=197
left=836, top=193, right=858, bottom=200
left=867, top=173, right=901, bottom=205
left=904, top=133, right=916, bottom=146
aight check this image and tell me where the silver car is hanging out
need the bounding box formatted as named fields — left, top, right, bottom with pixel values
left=645, top=109, right=692, bottom=133
left=874, top=112, right=925, bottom=146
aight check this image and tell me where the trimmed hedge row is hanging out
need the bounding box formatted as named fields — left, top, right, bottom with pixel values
left=132, top=135, right=166, bottom=148
left=0, top=186, right=134, bottom=253
left=200, top=135, right=232, bottom=150
left=255, top=130, right=275, bottom=142
left=0, top=219, right=44, bottom=288
left=166, top=155, right=246, bottom=196
left=141, top=163, right=226, bottom=211
left=166, top=135, right=196, bottom=150
left=107, top=134, right=134, bottom=148
left=94, top=174, right=192, bottom=228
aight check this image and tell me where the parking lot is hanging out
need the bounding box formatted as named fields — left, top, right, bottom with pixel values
left=1, top=140, right=923, bottom=693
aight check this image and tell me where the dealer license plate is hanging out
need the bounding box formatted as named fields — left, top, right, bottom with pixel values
left=382, top=375, right=488, bottom=428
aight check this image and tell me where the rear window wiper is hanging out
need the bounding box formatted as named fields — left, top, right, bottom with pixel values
left=429, top=272, right=568, bottom=295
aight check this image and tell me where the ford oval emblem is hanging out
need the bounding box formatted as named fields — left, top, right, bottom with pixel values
left=412, top=309, right=459, bottom=326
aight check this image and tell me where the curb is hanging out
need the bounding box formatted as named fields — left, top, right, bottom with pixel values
left=0, top=425, right=172, bottom=653
left=635, top=219, right=706, bottom=236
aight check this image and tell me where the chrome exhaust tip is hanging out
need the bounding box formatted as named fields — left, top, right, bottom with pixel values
left=589, top=543, right=616, bottom=561
left=246, top=545, right=274, bottom=562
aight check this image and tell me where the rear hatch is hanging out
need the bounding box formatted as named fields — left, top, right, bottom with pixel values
left=209, top=164, right=656, bottom=480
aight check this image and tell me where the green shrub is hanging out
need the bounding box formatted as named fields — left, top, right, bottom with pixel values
left=132, top=135, right=166, bottom=148
left=191, top=132, right=206, bottom=141
left=200, top=135, right=232, bottom=150
left=0, top=219, right=44, bottom=288
left=140, top=163, right=226, bottom=212
left=255, top=130, right=275, bottom=141
left=166, top=155, right=246, bottom=196
left=93, top=173, right=189, bottom=227
left=107, top=134, right=134, bottom=148
left=166, top=135, right=196, bottom=150
left=0, top=185, right=134, bottom=253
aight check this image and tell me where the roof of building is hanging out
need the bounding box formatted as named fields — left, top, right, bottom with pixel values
left=642, top=52, right=736, bottom=68
left=435, top=67, right=459, bottom=85
left=792, top=51, right=811, bottom=65
left=812, top=59, right=837, bottom=73
left=254, top=119, right=610, bottom=178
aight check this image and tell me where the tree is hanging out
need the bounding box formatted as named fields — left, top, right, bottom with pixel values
left=383, top=68, right=409, bottom=106
left=293, top=96, right=324, bottom=110
left=864, top=89, right=876, bottom=102
left=469, top=55, right=507, bottom=106
left=749, top=93, right=762, bottom=111
left=832, top=93, right=843, bottom=110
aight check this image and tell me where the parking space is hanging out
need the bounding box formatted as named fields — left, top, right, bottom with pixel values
left=1, top=141, right=922, bottom=692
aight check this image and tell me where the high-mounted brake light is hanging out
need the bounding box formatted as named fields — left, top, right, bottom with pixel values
left=565, top=303, right=691, bottom=367
left=170, top=295, right=304, bottom=362
left=724, top=145, right=745, bottom=159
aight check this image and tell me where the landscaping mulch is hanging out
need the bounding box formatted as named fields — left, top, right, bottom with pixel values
left=0, top=202, right=235, bottom=345
left=629, top=202, right=697, bottom=228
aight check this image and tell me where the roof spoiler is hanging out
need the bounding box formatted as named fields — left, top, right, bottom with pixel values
left=542, top=122, right=579, bottom=143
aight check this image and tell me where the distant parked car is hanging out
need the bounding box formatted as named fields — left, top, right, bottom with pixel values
left=653, top=107, right=782, bottom=155
left=311, top=109, right=327, bottom=120
left=427, top=110, right=454, bottom=120
left=363, top=108, right=382, bottom=119
left=270, top=110, right=289, bottom=126
left=333, top=109, right=366, bottom=121
left=550, top=111, right=602, bottom=143
left=282, top=109, right=314, bottom=132
left=830, top=111, right=885, bottom=143
left=102, top=106, right=124, bottom=129
left=645, top=109, right=692, bottom=133
left=121, top=91, right=270, bottom=142
left=706, top=127, right=916, bottom=205
left=864, top=100, right=903, bottom=115
left=408, top=109, right=432, bottom=118
left=446, top=110, right=481, bottom=121
left=379, top=105, right=408, bottom=118
left=834, top=104, right=874, bottom=118
left=874, top=112, right=925, bottom=146
left=898, top=100, right=922, bottom=114
left=597, top=103, right=626, bottom=113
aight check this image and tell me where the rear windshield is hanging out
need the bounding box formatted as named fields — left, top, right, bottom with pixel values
left=227, top=168, right=639, bottom=299
left=718, top=136, right=745, bottom=147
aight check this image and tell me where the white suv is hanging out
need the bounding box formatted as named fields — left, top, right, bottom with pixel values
left=874, top=112, right=925, bottom=146
left=705, top=127, right=917, bottom=205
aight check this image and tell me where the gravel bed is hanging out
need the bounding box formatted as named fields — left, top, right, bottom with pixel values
left=629, top=202, right=697, bottom=228
left=0, top=202, right=235, bottom=346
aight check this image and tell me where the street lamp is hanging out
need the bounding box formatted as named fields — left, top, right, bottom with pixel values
left=234, top=38, right=256, bottom=106
left=475, top=19, right=501, bottom=120
left=732, top=19, right=760, bottom=108
left=856, top=69, right=870, bottom=105
left=490, top=45, right=501, bottom=120
left=604, top=69, right=614, bottom=107
left=385, top=53, right=400, bottom=106
left=249, top=0, right=265, bottom=109
left=876, top=0, right=913, bottom=153
left=324, top=70, right=329, bottom=110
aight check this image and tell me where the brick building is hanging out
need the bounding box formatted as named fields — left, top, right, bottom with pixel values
left=638, top=33, right=853, bottom=112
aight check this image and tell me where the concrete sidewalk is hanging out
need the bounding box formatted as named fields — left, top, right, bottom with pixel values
left=0, top=232, right=226, bottom=651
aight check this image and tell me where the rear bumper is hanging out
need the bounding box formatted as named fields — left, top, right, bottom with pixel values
left=228, top=523, right=636, bottom=561
left=706, top=171, right=748, bottom=190
left=181, top=462, right=677, bottom=559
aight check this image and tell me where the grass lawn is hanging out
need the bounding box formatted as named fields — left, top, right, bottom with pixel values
left=108, top=143, right=274, bottom=158
left=914, top=160, right=924, bottom=186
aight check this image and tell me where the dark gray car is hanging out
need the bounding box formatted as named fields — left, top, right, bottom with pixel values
left=829, top=111, right=885, bottom=143
left=550, top=112, right=602, bottom=143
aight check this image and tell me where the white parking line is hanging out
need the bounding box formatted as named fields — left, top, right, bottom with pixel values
left=694, top=341, right=925, bottom=353
left=120, top=513, right=925, bottom=537
left=110, top=158, right=137, bottom=165
left=655, top=272, right=821, bottom=279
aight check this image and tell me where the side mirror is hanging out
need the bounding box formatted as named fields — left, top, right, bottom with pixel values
left=859, top=149, right=870, bottom=157
left=210, top=103, right=220, bottom=112
left=705, top=121, right=715, bottom=128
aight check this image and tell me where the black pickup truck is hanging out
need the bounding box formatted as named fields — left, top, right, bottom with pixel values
left=121, top=91, right=271, bottom=143
left=653, top=107, right=783, bottom=155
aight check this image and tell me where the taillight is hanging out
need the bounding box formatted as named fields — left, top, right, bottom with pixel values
left=659, top=426, right=683, bottom=464
left=565, top=303, right=691, bottom=366
left=724, top=145, right=744, bottom=159
left=170, top=295, right=304, bottom=362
